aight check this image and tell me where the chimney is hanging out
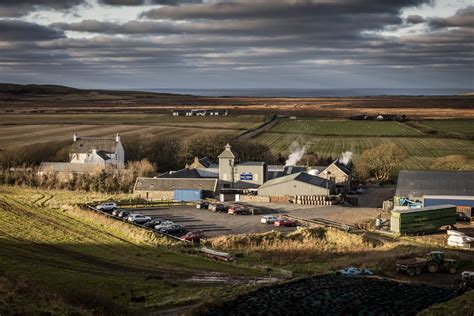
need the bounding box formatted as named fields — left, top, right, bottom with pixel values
left=116, top=133, right=120, bottom=142
left=194, top=156, right=199, bottom=163
left=73, top=133, right=77, bottom=142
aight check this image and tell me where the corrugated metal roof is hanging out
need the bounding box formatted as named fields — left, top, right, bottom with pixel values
left=259, top=172, right=331, bottom=189
left=392, top=204, right=456, bottom=214
left=395, top=170, right=474, bottom=196
left=134, top=177, right=218, bottom=192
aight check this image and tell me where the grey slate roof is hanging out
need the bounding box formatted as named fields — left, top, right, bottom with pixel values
left=239, top=162, right=266, bottom=166
left=198, top=157, right=216, bottom=168
left=158, top=168, right=202, bottom=179
left=283, top=166, right=307, bottom=175
left=333, top=160, right=352, bottom=176
left=134, top=177, right=218, bottom=192
left=259, top=172, right=331, bottom=190
left=39, top=162, right=103, bottom=173
left=71, top=137, right=118, bottom=153
left=395, top=170, right=474, bottom=197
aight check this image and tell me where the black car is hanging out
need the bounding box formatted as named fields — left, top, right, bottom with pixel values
left=143, top=219, right=163, bottom=228
left=456, top=212, right=471, bottom=222
left=118, top=211, right=130, bottom=219
left=196, top=201, right=209, bottom=209
left=158, top=224, right=186, bottom=234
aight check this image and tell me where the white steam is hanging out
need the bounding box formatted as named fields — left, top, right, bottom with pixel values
left=339, top=151, right=353, bottom=166
left=285, top=143, right=307, bottom=166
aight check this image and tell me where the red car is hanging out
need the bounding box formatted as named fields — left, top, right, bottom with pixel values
left=228, top=205, right=251, bottom=215
left=274, top=218, right=297, bottom=227
left=180, top=230, right=205, bottom=242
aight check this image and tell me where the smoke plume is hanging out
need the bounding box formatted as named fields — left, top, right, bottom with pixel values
left=285, top=143, right=307, bottom=166
left=339, top=151, right=353, bottom=166
left=308, top=169, right=320, bottom=176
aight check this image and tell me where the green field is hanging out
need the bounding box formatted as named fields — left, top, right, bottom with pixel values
left=0, top=187, right=264, bottom=314
left=256, top=133, right=474, bottom=170
left=416, top=119, right=474, bottom=136
left=2, top=114, right=269, bottom=130
left=271, top=119, right=422, bottom=136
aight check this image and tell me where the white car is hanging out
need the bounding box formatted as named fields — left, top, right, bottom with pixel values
left=127, top=213, right=151, bottom=224
left=260, top=215, right=279, bottom=224
left=154, top=221, right=174, bottom=230
left=96, top=202, right=117, bottom=212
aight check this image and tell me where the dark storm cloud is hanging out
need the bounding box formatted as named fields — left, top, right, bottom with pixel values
left=428, top=5, right=474, bottom=28
left=0, top=0, right=85, bottom=17
left=0, top=0, right=472, bottom=89
left=141, top=0, right=433, bottom=20
left=0, top=20, right=64, bottom=41
left=406, top=14, right=425, bottom=24
left=98, top=0, right=203, bottom=6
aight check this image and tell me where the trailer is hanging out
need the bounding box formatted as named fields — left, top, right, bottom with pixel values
left=396, top=251, right=457, bottom=276
left=390, top=204, right=456, bottom=234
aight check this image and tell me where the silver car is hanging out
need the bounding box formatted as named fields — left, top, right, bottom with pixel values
left=96, top=202, right=117, bottom=212
left=127, top=213, right=151, bottom=224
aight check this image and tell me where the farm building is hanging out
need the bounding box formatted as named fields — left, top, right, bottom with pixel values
left=318, top=160, right=352, bottom=191
left=390, top=205, right=456, bottom=234
left=218, top=144, right=267, bottom=189
left=258, top=172, right=335, bottom=197
left=133, top=177, right=218, bottom=200
left=394, top=170, right=474, bottom=211
left=38, top=133, right=125, bottom=179
left=172, top=109, right=228, bottom=116
left=188, top=156, right=217, bottom=169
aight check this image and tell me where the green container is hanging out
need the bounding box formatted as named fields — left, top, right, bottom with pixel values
left=391, top=205, right=456, bottom=234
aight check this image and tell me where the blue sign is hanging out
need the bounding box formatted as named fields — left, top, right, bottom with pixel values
left=240, top=173, right=253, bottom=181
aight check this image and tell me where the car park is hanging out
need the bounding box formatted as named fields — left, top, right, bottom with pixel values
left=261, top=215, right=279, bottom=224
left=228, top=205, right=251, bottom=215
left=157, top=224, right=186, bottom=234
left=96, top=202, right=117, bottom=212
left=274, top=218, right=297, bottom=227
left=127, top=213, right=151, bottom=224
left=180, top=230, right=205, bottom=242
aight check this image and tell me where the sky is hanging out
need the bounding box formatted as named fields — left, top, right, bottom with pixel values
left=0, top=0, right=473, bottom=90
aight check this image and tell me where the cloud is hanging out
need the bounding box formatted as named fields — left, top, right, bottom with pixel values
left=406, top=14, right=425, bottom=24
left=0, top=20, right=64, bottom=41
left=98, top=0, right=203, bottom=6
left=428, top=5, right=474, bottom=29
left=0, top=0, right=85, bottom=17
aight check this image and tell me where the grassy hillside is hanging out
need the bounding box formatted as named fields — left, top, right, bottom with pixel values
left=271, top=119, right=422, bottom=136
left=257, top=132, right=474, bottom=170
left=0, top=187, right=265, bottom=314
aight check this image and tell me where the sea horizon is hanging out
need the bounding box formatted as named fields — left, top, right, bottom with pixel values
left=136, top=87, right=471, bottom=98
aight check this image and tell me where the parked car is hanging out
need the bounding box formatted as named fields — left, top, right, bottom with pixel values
left=457, top=212, right=471, bottom=222
left=96, top=202, right=117, bottom=212
left=196, top=201, right=209, bottom=209
left=143, top=219, right=163, bottom=228
left=117, top=210, right=130, bottom=219
left=154, top=221, right=175, bottom=230
left=112, top=209, right=121, bottom=216
left=157, top=224, right=186, bottom=234
left=127, top=213, right=151, bottom=224
left=228, top=205, right=251, bottom=215
left=261, top=215, right=279, bottom=224
left=274, top=218, right=297, bottom=227
left=209, top=203, right=229, bottom=212
left=180, top=230, right=205, bottom=242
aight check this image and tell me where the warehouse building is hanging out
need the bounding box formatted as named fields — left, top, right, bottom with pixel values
left=258, top=172, right=335, bottom=197
left=133, top=177, right=218, bottom=200
left=394, top=170, right=474, bottom=211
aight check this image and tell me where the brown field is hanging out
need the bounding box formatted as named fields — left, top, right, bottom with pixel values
left=2, top=93, right=474, bottom=118
left=0, top=124, right=240, bottom=148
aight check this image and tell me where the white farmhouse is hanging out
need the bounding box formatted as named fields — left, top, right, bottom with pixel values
left=70, top=133, right=125, bottom=168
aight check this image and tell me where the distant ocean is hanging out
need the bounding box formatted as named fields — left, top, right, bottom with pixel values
left=139, top=88, right=469, bottom=97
